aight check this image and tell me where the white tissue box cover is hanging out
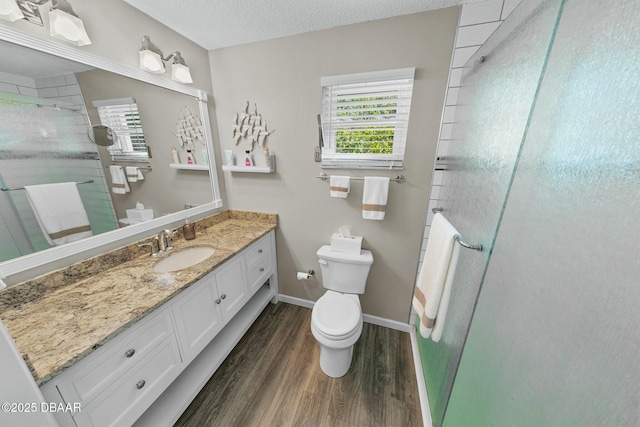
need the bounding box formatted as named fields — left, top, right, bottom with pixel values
left=331, top=234, right=363, bottom=254
left=126, top=208, right=154, bottom=222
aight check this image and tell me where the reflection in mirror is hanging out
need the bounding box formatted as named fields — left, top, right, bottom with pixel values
left=0, top=39, right=215, bottom=264
left=87, top=125, right=116, bottom=147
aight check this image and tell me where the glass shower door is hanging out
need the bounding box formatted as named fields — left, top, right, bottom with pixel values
left=444, top=0, right=640, bottom=425
left=417, top=1, right=563, bottom=425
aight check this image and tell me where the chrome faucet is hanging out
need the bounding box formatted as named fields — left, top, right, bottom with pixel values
left=158, top=229, right=175, bottom=252
left=138, top=237, right=160, bottom=256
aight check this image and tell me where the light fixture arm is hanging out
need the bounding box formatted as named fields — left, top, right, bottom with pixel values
left=50, top=0, right=79, bottom=18
left=140, top=35, right=164, bottom=57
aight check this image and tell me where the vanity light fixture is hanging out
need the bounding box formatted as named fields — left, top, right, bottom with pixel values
left=48, top=0, right=91, bottom=46
left=0, top=0, right=24, bottom=22
left=139, top=35, right=166, bottom=74
left=0, top=0, right=91, bottom=46
left=139, top=35, right=193, bottom=84
left=170, top=51, right=193, bottom=84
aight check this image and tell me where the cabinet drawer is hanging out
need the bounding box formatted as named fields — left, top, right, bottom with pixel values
left=73, top=335, right=181, bottom=427
left=57, top=310, right=173, bottom=405
left=245, top=234, right=272, bottom=269
left=248, top=253, right=273, bottom=292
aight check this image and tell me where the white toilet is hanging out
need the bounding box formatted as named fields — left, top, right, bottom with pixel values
left=311, top=245, right=373, bottom=378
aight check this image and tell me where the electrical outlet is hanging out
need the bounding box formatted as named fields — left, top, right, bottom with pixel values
left=314, top=147, right=321, bottom=162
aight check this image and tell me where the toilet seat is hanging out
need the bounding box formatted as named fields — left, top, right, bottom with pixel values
left=312, top=291, right=361, bottom=340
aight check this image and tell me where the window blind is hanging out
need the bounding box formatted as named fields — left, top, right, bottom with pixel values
left=321, top=68, right=415, bottom=169
left=92, top=97, right=149, bottom=161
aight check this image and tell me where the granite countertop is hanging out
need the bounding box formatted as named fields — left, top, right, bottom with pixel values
left=0, top=210, right=277, bottom=386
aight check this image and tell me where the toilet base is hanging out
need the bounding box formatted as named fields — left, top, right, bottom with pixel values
left=318, top=344, right=353, bottom=378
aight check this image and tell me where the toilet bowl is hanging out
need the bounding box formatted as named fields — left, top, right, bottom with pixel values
left=312, top=245, right=373, bottom=378
left=311, top=291, right=363, bottom=377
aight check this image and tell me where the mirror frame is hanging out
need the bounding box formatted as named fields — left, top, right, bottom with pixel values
left=0, top=26, right=223, bottom=282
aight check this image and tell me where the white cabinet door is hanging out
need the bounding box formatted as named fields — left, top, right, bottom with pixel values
left=215, top=255, right=248, bottom=321
left=171, top=275, right=223, bottom=363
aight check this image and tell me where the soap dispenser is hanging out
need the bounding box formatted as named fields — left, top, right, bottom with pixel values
left=183, top=219, right=196, bottom=240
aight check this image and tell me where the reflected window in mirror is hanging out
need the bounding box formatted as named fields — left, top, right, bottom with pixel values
left=93, top=97, right=150, bottom=162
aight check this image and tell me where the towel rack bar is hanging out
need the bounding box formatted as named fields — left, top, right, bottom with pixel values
left=432, top=207, right=443, bottom=213
left=454, top=235, right=483, bottom=251
left=317, top=172, right=405, bottom=183
left=1, top=180, right=95, bottom=192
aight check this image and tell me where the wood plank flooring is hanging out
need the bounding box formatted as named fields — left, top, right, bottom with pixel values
left=175, top=302, right=422, bottom=427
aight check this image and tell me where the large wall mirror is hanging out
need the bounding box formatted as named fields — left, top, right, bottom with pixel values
left=0, top=29, right=222, bottom=284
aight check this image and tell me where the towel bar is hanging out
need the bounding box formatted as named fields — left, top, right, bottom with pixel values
left=454, top=235, right=483, bottom=251
left=317, top=172, right=405, bottom=183
left=1, top=180, right=95, bottom=192
left=431, top=208, right=482, bottom=251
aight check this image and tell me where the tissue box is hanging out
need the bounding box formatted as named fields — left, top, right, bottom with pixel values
left=126, top=208, right=154, bottom=222
left=331, top=233, right=363, bottom=254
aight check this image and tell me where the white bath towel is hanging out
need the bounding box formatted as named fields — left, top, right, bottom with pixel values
left=125, top=167, right=145, bottom=183
left=24, top=182, right=93, bottom=246
left=329, top=175, right=350, bottom=198
left=109, top=165, right=130, bottom=194
left=412, top=213, right=460, bottom=341
left=362, top=177, right=390, bottom=220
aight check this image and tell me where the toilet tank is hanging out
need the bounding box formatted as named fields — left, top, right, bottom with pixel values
left=317, top=245, right=373, bottom=294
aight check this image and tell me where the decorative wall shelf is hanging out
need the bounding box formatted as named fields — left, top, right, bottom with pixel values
left=222, top=155, right=276, bottom=174
left=169, top=163, right=210, bottom=171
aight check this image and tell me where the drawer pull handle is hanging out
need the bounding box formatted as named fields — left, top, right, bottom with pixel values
left=260, top=267, right=265, bottom=272
left=258, top=249, right=263, bottom=253
left=221, top=294, right=227, bottom=299
left=125, top=348, right=136, bottom=358
left=215, top=298, right=221, bottom=304
left=136, top=380, right=146, bottom=390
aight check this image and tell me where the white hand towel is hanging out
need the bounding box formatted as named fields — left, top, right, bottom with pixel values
left=362, top=177, right=390, bottom=220
left=126, top=167, right=139, bottom=183
left=329, top=175, right=350, bottom=198
left=109, top=165, right=130, bottom=194
left=24, top=182, right=93, bottom=246
left=412, top=213, right=460, bottom=341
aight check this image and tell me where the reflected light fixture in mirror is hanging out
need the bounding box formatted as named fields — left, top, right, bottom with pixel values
left=139, top=35, right=193, bottom=84
left=0, top=0, right=24, bottom=21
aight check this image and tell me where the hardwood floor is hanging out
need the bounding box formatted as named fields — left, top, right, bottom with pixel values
left=175, top=302, right=422, bottom=427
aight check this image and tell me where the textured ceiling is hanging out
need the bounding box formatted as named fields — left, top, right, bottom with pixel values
left=124, top=0, right=471, bottom=50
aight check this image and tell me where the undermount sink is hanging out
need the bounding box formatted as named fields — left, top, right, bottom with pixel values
left=152, top=246, right=216, bottom=273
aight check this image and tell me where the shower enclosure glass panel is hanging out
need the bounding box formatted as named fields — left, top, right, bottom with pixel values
left=418, top=1, right=562, bottom=424
left=445, top=0, right=640, bottom=425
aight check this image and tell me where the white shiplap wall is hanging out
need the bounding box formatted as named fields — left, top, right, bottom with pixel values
left=417, top=0, right=521, bottom=276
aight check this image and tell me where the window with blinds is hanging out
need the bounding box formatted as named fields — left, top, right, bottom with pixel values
left=92, top=97, right=150, bottom=162
left=321, top=68, right=415, bottom=169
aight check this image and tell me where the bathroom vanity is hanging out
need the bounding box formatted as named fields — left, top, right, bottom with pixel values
left=0, top=210, right=278, bottom=427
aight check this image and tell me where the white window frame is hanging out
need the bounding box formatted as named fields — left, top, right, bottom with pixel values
left=320, top=67, right=415, bottom=170
left=92, top=97, right=150, bottom=162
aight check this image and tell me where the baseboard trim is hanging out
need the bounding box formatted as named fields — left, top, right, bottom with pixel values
left=410, top=324, right=433, bottom=427
left=278, top=294, right=412, bottom=333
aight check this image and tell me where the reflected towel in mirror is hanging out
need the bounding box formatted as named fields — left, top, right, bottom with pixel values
left=24, top=182, right=93, bottom=246
left=125, top=167, right=145, bottom=183
left=109, top=165, right=130, bottom=194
